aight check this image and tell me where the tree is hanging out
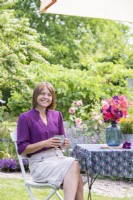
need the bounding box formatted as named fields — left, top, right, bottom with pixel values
left=14, top=0, right=133, bottom=69
left=0, top=0, right=51, bottom=106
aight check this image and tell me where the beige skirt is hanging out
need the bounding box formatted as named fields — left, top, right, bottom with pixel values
left=29, top=148, right=75, bottom=187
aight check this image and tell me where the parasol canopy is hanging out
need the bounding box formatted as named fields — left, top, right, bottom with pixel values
left=40, top=0, right=133, bottom=23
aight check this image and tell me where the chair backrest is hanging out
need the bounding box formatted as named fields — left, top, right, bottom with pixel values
left=10, top=132, right=28, bottom=181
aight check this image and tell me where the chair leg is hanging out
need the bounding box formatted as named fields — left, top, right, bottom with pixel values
left=44, top=189, right=57, bottom=200
left=26, top=185, right=63, bottom=200
left=26, top=186, right=36, bottom=200
left=55, top=191, right=63, bottom=200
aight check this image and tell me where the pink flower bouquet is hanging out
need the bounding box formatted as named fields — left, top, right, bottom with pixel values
left=101, top=95, right=131, bottom=123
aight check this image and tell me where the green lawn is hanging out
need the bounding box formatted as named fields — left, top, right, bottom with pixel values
left=0, top=178, right=132, bottom=200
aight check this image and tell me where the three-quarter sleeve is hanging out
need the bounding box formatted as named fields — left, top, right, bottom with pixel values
left=17, top=114, right=30, bottom=154
left=58, top=112, right=66, bottom=137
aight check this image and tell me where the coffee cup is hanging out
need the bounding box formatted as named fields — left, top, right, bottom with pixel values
left=53, top=135, right=65, bottom=146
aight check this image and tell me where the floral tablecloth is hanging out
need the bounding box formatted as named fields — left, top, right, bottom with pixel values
left=72, top=144, right=133, bottom=178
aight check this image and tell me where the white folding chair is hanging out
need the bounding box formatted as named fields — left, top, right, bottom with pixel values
left=10, top=132, right=63, bottom=200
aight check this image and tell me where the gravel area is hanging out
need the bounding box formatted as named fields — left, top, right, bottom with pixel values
left=0, top=172, right=133, bottom=198
left=84, top=177, right=133, bottom=198
left=0, top=172, right=30, bottom=179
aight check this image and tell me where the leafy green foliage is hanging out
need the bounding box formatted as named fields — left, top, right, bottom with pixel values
left=0, top=2, right=51, bottom=106
left=0, top=0, right=133, bottom=120
left=13, top=0, right=133, bottom=70
left=7, top=62, right=132, bottom=119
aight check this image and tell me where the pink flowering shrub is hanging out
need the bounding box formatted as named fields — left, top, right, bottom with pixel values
left=68, top=100, right=88, bottom=128
left=68, top=100, right=106, bottom=143
left=67, top=96, right=132, bottom=145
left=101, top=95, right=132, bottom=123
left=91, top=110, right=104, bottom=130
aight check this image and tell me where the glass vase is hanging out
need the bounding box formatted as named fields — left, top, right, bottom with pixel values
left=106, top=121, right=122, bottom=146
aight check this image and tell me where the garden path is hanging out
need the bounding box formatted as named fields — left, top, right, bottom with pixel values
left=0, top=172, right=133, bottom=198
left=82, top=175, right=133, bottom=198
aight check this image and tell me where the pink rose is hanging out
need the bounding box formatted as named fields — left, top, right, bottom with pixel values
left=76, top=100, right=83, bottom=107
left=69, top=107, right=75, bottom=114
left=94, top=115, right=100, bottom=120
left=98, top=120, right=103, bottom=125
left=75, top=118, right=82, bottom=125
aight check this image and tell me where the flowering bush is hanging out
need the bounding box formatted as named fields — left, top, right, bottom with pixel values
left=0, top=158, right=17, bottom=171
left=119, top=117, right=133, bottom=134
left=68, top=100, right=106, bottom=143
left=68, top=100, right=89, bottom=128
left=0, top=158, right=29, bottom=172
left=101, top=95, right=131, bottom=123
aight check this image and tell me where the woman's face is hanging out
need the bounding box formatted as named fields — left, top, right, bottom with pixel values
left=36, top=86, right=52, bottom=109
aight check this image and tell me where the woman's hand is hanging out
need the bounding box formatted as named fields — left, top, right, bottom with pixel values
left=44, top=137, right=62, bottom=148
left=21, top=137, right=62, bottom=155
left=63, top=138, right=70, bottom=148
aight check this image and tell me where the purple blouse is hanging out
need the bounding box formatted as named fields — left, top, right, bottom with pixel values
left=17, top=108, right=66, bottom=156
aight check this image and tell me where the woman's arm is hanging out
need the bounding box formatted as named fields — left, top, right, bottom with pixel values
left=21, top=137, right=62, bottom=155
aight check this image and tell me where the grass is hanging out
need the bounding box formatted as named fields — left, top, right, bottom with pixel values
left=0, top=178, right=132, bottom=200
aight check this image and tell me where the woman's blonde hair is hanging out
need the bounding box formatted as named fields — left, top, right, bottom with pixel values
left=32, top=82, right=56, bottom=110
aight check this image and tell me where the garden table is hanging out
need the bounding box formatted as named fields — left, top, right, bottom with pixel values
left=72, top=144, right=133, bottom=200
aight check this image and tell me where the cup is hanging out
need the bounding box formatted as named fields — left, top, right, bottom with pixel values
left=53, top=135, right=65, bottom=146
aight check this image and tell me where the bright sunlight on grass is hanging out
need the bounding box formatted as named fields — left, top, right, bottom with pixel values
left=0, top=178, right=132, bottom=200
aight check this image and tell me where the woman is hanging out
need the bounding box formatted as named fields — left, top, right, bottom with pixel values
left=17, top=82, right=83, bottom=200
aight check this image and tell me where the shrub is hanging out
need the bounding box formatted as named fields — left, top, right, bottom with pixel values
left=0, top=158, right=29, bottom=172
left=68, top=100, right=107, bottom=144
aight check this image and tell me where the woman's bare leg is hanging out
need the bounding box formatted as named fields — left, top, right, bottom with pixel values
left=63, top=161, right=80, bottom=200
left=75, top=174, right=83, bottom=200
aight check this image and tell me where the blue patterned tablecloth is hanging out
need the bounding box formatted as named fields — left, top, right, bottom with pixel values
left=72, top=144, right=133, bottom=178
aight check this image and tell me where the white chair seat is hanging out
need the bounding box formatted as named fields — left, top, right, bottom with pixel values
left=25, top=180, right=59, bottom=189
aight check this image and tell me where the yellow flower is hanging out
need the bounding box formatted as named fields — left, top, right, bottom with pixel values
left=119, top=116, right=133, bottom=134
left=119, top=118, right=127, bottom=123
left=130, top=118, right=133, bottom=123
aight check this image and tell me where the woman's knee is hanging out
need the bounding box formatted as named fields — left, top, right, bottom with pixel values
left=72, top=160, right=80, bottom=174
